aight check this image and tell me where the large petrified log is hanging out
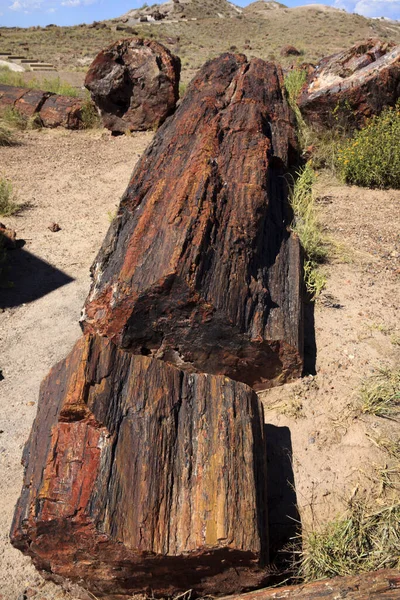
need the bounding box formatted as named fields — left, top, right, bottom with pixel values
left=82, top=53, right=303, bottom=391
left=11, top=334, right=269, bottom=598
left=84, top=38, right=181, bottom=133
left=299, top=39, right=400, bottom=129
left=0, top=83, right=86, bottom=129
left=222, top=569, right=400, bottom=599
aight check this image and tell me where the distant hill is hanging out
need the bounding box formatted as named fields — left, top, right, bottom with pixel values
left=243, top=1, right=287, bottom=17
left=122, top=0, right=243, bottom=22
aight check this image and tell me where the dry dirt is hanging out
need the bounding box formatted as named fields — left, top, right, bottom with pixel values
left=0, top=130, right=399, bottom=599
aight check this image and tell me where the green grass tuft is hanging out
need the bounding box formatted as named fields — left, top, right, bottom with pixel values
left=0, top=177, right=19, bottom=217
left=299, top=501, right=400, bottom=581
left=0, top=66, right=79, bottom=98
left=337, top=102, right=400, bottom=189
left=284, top=68, right=307, bottom=142
left=289, top=162, right=327, bottom=298
left=361, top=368, right=400, bottom=419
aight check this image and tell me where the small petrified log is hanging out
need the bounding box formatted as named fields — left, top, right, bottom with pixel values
left=280, top=45, right=301, bottom=57
left=0, top=83, right=85, bottom=129
left=222, top=569, right=400, bottom=599
left=11, top=334, right=269, bottom=598
left=84, top=38, right=181, bottom=132
left=82, top=53, right=303, bottom=390
left=299, top=39, right=400, bottom=129
left=39, top=94, right=84, bottom=129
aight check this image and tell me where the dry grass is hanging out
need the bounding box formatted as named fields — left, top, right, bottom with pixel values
left=298, top=499, right=400, bottom=581
left=0, top=122, right=14, bottom=146
left=361, top=368, right=400, bottom=419
left=0, top=177, right=19, bottom=217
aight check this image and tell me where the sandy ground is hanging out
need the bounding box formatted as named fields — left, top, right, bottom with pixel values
left=0, top=130, right=399, bottom=599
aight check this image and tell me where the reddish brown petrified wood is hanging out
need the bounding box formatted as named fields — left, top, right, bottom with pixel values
left=222, top=569, right=400, bottom=599
left=299, top=39, right=400, bottom=129
left=85, top=38, right=180, bottom=132
left=11, top=334, right=269, bottom=598
left=82, top=53, right=303, bottom=390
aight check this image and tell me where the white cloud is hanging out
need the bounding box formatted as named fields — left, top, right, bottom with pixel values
left=8, top=0, right=98, bottom=12
left=334, top=0, right=400, bottom=18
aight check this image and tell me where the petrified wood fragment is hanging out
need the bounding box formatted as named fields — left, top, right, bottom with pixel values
left=11, top=334, right=269, bottom=598
left=85, top=38, right=181, bottom=132
left=299, top=39, right=400, bottom=129
left=82, top=53, right=303, bottom=391
left=222, top=569, right=400, bottom=599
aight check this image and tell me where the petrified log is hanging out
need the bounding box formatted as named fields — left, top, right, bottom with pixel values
left=82, top=53, right=303, bottom=391
left=11, top=334, right=270, bottom=598
left=222, top=569, right=400, bottom=599
left=299, top=39, right=400, bottom=129
left=84, top=38, right=181, bottom=133
left=0, top=83, right=85, bottom=129
left=39, top=94, right=84, bottom=129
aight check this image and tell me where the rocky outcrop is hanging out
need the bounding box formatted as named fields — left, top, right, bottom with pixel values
left=82, top=53, right=303, bottom=390
left=0, top=83, right=86, bottom=129
left=84, top=38, right=180, bottom=133
left=298, top=39, right=400, bottom=129
left=222, top=569, right=400, bottom=599
left=10, top=334, right=269, bottom=598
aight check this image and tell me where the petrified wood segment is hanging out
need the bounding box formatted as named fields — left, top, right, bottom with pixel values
left=11, top=334, right=269, bottom=598
left=299, top=39, right=400, bottom=129
left=85, top=38, right=181, bottom=132
left=0, top=83, right=86, bottom=129
left=82, top=53, right=303, bottom=390
left=222, top=569, right=400, bottom=599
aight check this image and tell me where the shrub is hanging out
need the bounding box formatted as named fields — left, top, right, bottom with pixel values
left=0, top=107, right=28, bottom=130
left=284, top=68, right=307, bottom=141
left=80, top=97, right=100, bottom=129
left=337, top=103, right=400, bottom=189
left=0, top=122, right=14, bottom=146
left=0, top=178, right=19, bottom=217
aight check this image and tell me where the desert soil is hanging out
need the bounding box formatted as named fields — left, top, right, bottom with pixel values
left=0, top=129, right=399, bottom=599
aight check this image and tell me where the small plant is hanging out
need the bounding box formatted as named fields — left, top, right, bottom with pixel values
left=289, top=162, right=327, bottom=297
left=284, top=68, right=307, bottom=142
left=0, top=122, right=14, bottom=146
left=337, top=102, right=400, bottom=189
left=361, top=368, right=400, bottom=418
left=0, top=177, right=19, bottom=217
left=80, top=97, right=100, bottom=129
left=298, top=500, right=400, bottom=581
left=0, top=107, right=28, bottom=131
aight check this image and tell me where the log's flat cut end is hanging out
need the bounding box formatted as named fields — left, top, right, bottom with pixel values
left=11, top=334, right=270, bottom=598
left=82, top=52, right=303, bottom=391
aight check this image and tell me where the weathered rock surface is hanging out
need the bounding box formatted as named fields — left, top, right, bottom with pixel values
left=82, top=53, right=303, bottom=390
left=281, top=45, right=301, bottom=57
left=11, top=334, right=269, bottom=598
left=0, top=83, right=86, bottom=129
left=222, top=569, right=400, bottom=599
left=84, top=38, right=180, bottom=133
left=299, top=39, right=400, bottom=129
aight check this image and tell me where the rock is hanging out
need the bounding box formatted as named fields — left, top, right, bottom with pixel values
left=82, top=53, right=303, bottom=391
left=298, top=39, right=400, bottom=129
left=0, top=223, right=17, bottom=248
left=11, top=334, right=269, bottom=598
left=85, top=38, right=181, bottom=133
left=48, top=222, right=61, bottom=232
left=222, top=569, right=400, bottom=599
left=15, top=88, right=51, bottom=118
left=281, top=45, right=301, bottom=57
left=0, top=84, right=28, bottom=109
left=39, top=94, right=84, bottom=129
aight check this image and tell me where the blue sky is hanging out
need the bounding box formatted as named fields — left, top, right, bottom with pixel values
left=0, top=0, right=398, bottom=27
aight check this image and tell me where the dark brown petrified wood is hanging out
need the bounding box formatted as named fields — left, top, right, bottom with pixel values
left=82, top=53, right=303, bottom=391
left=222, top=569, right=400, bottom=599
left=11, top=334, right=269, bottom=598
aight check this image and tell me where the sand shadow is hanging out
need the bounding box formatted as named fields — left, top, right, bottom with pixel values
left=265, top=424, right=300, bottom=569
left=303, top=300, right=317, bottom=376
left=0, top=239, right=74, bottom=309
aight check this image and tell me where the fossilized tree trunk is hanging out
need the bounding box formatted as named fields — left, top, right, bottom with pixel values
left=82, top=53, right=303, bottom=390
left=11, top=334, right=269, bottom=598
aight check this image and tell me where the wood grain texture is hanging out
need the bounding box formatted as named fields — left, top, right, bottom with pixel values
left=11, top=334, right=269, bottom=598
left=222, top=569, right=400, bottom=599
left=82, top=52, right=303, bottom=390
left=85, top=38, right=181, bottom=132
left=299, top=40, right=400, bottom=129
